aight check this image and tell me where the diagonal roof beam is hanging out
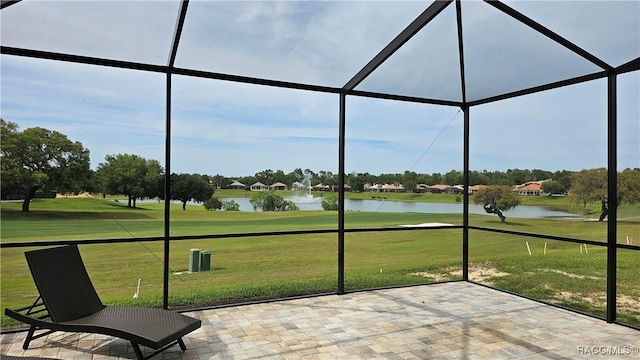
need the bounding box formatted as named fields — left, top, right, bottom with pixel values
left=455, top=0, right=467, bottom=105
left=0, top=0, right=21, bottom=10
left=467, top=70, right=607, bottom=107
left=615, top=57, right=640, bottom=75
left=343, top=0, right=452, bottom=91
left=486, top=0, right=612, bottom=71
left=168, top=0, right=190, bottom=69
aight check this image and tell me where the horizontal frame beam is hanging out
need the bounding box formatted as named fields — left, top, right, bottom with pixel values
left=1, top=46, right=166, bottom=73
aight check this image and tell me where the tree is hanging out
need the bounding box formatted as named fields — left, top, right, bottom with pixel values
left=254, top=169, right=275, bottom=185
left=570, top=168, right=607, bottom=215
left=249, top=191, right=298, bottom=211
left=203, top=196, right=223, bottom=211
left=291, top=168, right=304, bottom=181
left=403, top=179, right=417, bottom=193
left=171, top=173, right=214, bottom=210
left=96, top=154, right=164, bottom=208
left=208, top=174, right=226, bottom=189
left=571, top=168, right=640, bottom=221
left=469, top=170, right=490, bottom=186
left=506, top=168, right=532, bottom=185
left=541, top=180, right=567, bottom=195
left=531, top=169, right=553, bottom=181
left=473, top=185, right=521, bottom=223
left=552, top=170, right=574, bottom=191
left=273, top=169, right=288, bottom=184
left=221, top=200, right=240, bottom=211
left=618, top=168, right=640, bottom=208
left=443, top=170, right=462, bottom=185
left=347, top=172, right=366, bottom=192
left=428, top=173, right=442, bottom=185
left=1, top=120, right=91, bottom=212
left=403, top=171, right=418, bottom=193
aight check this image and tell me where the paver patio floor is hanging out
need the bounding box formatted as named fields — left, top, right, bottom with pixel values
left=1, top=282, right=638, bottom=359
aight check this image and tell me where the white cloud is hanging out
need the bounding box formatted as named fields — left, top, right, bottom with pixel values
left=175, top=1, right=427, bottom=86
left=1, top=0, right=180, bottom=64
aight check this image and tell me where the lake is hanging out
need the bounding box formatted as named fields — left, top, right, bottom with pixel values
left=219, top=196, right=579, bottom=218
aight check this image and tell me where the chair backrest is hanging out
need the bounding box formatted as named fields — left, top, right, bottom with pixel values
left=25, top=245, right=104, bottom=322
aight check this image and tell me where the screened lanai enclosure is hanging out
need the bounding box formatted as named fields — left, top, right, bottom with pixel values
left=1, top=0, right=639, bottom=334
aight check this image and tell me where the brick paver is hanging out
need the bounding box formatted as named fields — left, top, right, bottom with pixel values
left=1, top=282, right=638, bottom=359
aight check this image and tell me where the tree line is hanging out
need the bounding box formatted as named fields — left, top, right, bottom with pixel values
left=226, top=168, right=575, bottom=195
left=2, top=120, right=638, bottom=220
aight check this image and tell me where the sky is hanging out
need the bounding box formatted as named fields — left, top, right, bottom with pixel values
left=1, top=0, right=638, bottom=179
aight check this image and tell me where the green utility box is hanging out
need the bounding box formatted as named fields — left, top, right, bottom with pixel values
left=189, top=248, right=200, bottom=273
left=200, top=251, right=211, bottom=271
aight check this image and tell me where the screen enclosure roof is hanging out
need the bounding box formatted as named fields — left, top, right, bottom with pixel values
left=1, top=0, right=639, bottom=107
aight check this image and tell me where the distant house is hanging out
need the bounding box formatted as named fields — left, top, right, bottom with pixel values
left=228, top=180, right=245, bottom=189
left=313, top=183, right=330, bottom=191
left=515, top=182, right=542, bottom=196
left=365, top=183, right=383, bottom=192
left=291, top=181, right=310, bottom=191
left=331, top=183, right=351, bottom=192
left=515, top=183, right=543, bottom=196
left=416, top=184, right=430, bottom=193
left=270, top=182, right=288, bottom=191
left=426, top=184, right=453, bottom=194
left=381, top=184, right=404, bottom=192
left=469, top=184, right=487, bottom=193
left=250, top=182, right=269, bottom=191
left=514, top=180, right=551, bottom=196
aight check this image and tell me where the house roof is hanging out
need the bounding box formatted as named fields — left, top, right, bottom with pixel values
left=382, top=184, right=404, bottom=190
left=428, top=184, right=452, bottom=190
left=517, top=183, right=543, bottom=191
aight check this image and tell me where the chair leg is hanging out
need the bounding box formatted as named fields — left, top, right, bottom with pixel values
left=131, top=342, right=144, bottom=360
left=130, top=340, right=185, bottom=360
left=22, top=325, right=36, bottom=350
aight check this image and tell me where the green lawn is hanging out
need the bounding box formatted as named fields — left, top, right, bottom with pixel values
left=1, top=197, right=638, bottom=328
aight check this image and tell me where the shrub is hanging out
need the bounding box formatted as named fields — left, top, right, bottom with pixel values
left=203, top=196, right=222, bottom=211
left=249, top=191, right=299, bottom=211
left=321, top=195, right=338, bottom=211
left=221, top=200, right=240, bottom=211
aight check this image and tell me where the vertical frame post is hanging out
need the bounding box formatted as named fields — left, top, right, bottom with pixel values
left=456, top=0, right=469, bottom=282
left=462, top=106, right=469, bottom=281
left=164, top=0, right=189, bottom=310
left=163, top=73, right=172, bottom=310
left=606, top=73, right=617, bottom=323
left=338, top=93, right=346, bottom=294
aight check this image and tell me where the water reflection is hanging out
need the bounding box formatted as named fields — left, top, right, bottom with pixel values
left=220, top=197, right=578, bottom=218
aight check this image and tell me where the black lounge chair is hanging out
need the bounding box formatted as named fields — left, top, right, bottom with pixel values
left=4, top=245, right=201, bottom=360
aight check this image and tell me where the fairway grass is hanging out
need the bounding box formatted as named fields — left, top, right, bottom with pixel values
left=1, top=198, right=638, bottom=328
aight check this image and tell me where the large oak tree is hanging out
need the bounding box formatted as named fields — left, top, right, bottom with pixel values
left=570, top=168, right=640, bottom=221
left=1, top=119, right=91, bottom=212
left=171, top=173, right=214, bottom=211
left=96, top=153, right=164, bottom=208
